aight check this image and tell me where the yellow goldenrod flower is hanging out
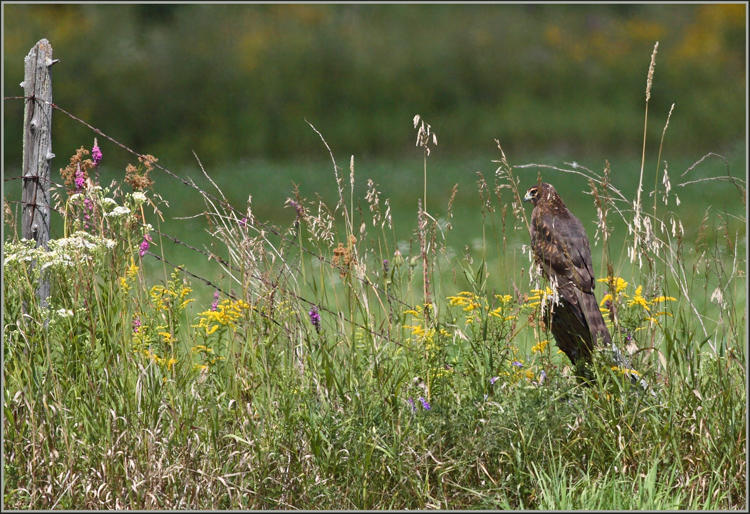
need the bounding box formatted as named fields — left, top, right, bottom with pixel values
left=651, top=295, right=677, bottom=303
left=532, top=339, right=549, bottom=353
left=119, top=276, right=130, bottom=292
left=195, top=298, right=250, bottom=330
left=597, top=276, right=628, bottom=294
left=126, top=261, right=139, bottom=280
left=611, top=365, right=640, bottom=377
left=627, top=285, right=650, bottom=311
left=526, top=287, right=554, bottom=308
left=599, top=293, right=613, bottom=307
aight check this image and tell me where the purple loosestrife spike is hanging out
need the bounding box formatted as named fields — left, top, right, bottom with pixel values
left=91, top=138, right=102, bottom=165
left=211, top=290, right=220, bottom=311
left=74, top=163, right=85, bottom=190
left=407, top=397, right=416, bottom=414
left=418, top=396, right=431, bottom=410
left=133, top=316, right=141, bottom=333
left=239, top=217, right=247, bottom=227
left=309, top=305, right=321, bottom=333
left=512, top=361, right=523, bottom=368
left=139, top=234, right=152, bottom=257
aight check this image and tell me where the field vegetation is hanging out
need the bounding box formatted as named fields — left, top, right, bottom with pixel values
left=2, top=4, right=747, bottom=510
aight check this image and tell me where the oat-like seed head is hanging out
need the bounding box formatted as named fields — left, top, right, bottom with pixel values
left=646, top=41, right=659, bottom=102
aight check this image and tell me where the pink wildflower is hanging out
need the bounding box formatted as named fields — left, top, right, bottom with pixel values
left=91, top=138, right=102, bottom=165
left=74, top=163, right=85, bottom=190
left=139, top=234, right=152, bottom=257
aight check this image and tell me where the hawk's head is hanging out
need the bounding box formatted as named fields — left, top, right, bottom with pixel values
left=523, top=183, right=560, bottom=206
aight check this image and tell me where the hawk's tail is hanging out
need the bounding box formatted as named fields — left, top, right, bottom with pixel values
left=579, top=291, right=611, bottom=348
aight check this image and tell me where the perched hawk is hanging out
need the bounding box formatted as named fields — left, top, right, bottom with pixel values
left=523, top=182, right=612, bottom=369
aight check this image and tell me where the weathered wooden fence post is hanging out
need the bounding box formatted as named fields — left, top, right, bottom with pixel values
left=21, top=39, right=55, bottom=309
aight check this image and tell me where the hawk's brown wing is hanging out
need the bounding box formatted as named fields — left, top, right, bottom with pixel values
left=531, top=208, right=595, bottom=294
left=531, top=204, right=612, bottom=362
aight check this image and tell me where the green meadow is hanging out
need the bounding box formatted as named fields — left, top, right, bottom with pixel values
left=2, top=3, right=746, bottom=510
left=3, top=137, right=746, bottom=509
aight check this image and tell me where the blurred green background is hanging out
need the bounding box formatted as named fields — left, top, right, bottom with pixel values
left=3, top=3, right=746, bottom=297
left=3, top=4, right=745, bottom=166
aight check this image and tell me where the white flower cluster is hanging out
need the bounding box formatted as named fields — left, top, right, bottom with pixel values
left=105, top=205, right=131, bottom=218
left=131, top=192, right=147, bottom=205
left=4, top=232, right=117, bottom=278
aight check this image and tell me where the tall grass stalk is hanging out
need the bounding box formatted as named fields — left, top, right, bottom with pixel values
left=632, top=41, right=659, bottom=266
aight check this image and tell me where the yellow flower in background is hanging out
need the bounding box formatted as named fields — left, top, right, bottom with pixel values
left=194, top=298, right=250, bottom=336
left=150, top=284, right=176, bottom=311
left=126, top=260, right=139, bottom=280
left=532, top=339, right=549, bottom=353
left=526, top=287, right=554, bottom=308
left=404, top=324, right=425, bottom=338
left=628, top=285, right=650, bottom=311
left=158, top=331, right=175, bottom=344
left=597, top=276, right=628, bottom=295
left=118, top=259, right=140, bottom=294
left=611, top=365, right=640, bottom=377
left=651, top=295, right=677, bottom=304
left=446, top=291, right=483, bottom=312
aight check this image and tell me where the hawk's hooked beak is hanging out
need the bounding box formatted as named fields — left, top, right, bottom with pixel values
left=523, top=191, right=533, bottom=202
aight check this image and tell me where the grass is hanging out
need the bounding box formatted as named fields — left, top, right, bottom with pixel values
left=2, top=69, right=747, bottom=510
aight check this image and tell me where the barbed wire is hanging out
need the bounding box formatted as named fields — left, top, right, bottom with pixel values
left=5, top=94, right=413, bottom=311
left=5, top=95, right=412, bottom=347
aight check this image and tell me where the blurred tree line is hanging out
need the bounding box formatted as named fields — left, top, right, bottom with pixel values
left=3, top=3, right=745, bottom=169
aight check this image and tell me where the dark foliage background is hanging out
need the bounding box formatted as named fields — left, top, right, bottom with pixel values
left=3, top=3, right=746, bottom=170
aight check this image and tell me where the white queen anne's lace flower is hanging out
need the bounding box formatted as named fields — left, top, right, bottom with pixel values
left=106, top=206, right=131, bottom=218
